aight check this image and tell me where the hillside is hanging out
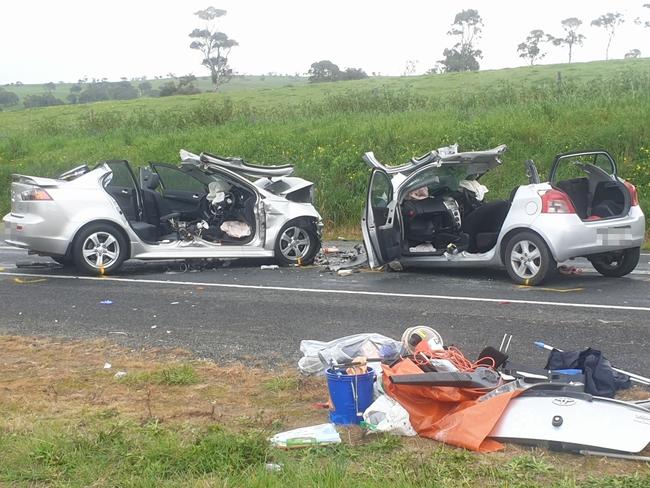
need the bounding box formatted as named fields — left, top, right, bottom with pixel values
left=1, top=58, right=649, bottom=231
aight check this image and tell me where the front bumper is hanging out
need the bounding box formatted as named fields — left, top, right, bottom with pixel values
left=3, top=212, right=70, bottom=256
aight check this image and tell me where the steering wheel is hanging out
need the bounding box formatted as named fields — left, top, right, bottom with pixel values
left=201, top=192, right=234, bottom=221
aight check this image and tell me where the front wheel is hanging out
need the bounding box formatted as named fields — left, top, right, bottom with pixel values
left=72, top=223, right=127, bottom=275
left=588, top=247, right=640, bottom=278
left=504, top=231, right=556, bottom=286
left=274, top=221, right=320, bottom=266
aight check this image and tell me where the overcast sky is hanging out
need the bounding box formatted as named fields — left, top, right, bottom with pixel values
left=1, top=1, right=649, bottom=84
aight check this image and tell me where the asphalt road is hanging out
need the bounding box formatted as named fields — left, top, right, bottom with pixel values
left=1, top=241, right=649, bottom=377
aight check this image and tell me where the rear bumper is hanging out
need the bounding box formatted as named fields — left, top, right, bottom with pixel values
left=3, top=212, right=70, bottom=256
left=536, top=206, right=646, bottom=262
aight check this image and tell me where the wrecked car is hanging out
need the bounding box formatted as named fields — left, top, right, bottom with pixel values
left=3, top=149, right=322, bottom=274
left=362, top=145, right=645, bottom=285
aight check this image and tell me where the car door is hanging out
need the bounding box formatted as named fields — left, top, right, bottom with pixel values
left=362, top=169, right=402, bottom=268
left=149, top=163, right=207, bottom=218
left=104, top=160, right=142, bottom=221
left=549, top=151, right=628, bottom=219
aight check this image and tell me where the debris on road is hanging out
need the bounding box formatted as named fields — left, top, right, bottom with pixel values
left=260, top=264, right=280, bottom=270
left=100, top=300, right=113, bottom=305
left=316, top=244, right=368, bottom=273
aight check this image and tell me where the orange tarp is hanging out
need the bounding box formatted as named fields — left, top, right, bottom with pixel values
left=382, top=358, right=519, bottom=452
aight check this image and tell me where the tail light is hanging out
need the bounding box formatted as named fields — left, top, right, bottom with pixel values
left=623, top=180, right=639, bottom=206
left=540, top=189, right=576, bottom=214
left=21, top=188, right=53, bottom=201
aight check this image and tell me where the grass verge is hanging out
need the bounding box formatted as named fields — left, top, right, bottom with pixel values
left=1, top=335, right=648, bottom=486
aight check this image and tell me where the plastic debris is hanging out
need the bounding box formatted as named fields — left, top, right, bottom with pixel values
left=114, top=371, right=127, bottom=379
left=100, top=300, right=113, bottom=305
left=260, top=264, right=279, bottom=270
left=363, top=395, right=417, bottom=436
left=103, top=362, right=112, bottom=370
left=298, top=333, right=404, bottom=376
left=265, top=463, right=283, bottom=472
left=337, top=269, right=355, bottom=277
left=270, top=423, right=341, bottom=448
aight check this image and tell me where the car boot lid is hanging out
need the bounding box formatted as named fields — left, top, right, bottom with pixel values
left=180, top=149, right=294, bottom=177
left=12, top=174, right=62, bottom=187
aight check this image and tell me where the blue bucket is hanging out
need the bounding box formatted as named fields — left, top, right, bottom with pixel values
left=326, top=367, right=375, bottom=425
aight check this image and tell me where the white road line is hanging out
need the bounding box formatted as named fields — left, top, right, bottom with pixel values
left=2, top=271, right=650, bottom=312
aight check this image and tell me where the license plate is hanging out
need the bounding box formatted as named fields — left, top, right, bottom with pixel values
left=596, top=226, right=633, bottom=245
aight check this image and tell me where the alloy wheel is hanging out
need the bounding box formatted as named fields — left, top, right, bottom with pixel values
left=510, top=239, right=542, bottom=279
left=279, top=226, right=311, bottom=261
left=81, top=231, right=120, bottom=270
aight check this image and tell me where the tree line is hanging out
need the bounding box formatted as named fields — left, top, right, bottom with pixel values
left=435, top=6, right=649, bottom=73
left=2, top=4, right=648, bottom=109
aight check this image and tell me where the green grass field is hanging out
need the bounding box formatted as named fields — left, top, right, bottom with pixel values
left=1, top=58, right=649, bottom=232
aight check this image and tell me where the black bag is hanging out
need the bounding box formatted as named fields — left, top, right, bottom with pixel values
left=545, top=347, right=631, bottom=398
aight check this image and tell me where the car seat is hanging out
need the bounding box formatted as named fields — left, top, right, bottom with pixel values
left=462, top=200, right=511, bottom=253
left=141, top=173, right=180, bottom=233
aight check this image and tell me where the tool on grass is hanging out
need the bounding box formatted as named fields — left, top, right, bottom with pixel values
left=579, top=450, right=650, bottom=462
left=534, top=341, right=650, bottom=386
left=390, top=367, right=501, bottom=389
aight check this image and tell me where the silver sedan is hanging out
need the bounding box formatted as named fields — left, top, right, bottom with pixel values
left=3, top=150, right=323, bottom=274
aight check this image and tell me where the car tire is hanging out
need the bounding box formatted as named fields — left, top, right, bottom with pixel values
left=504, top=231, right=556, bottom=286
left=274, top=220, right=320, bottom=266
left=72, top=223, right=127, bottom=275
left=588, top=247, right=640, bottom=278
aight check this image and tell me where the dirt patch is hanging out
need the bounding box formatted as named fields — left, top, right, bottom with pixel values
left=0, top=335, right=325, bottom=431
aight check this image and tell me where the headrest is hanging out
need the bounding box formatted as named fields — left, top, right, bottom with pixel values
left=145, top=173, right=160, bottom=190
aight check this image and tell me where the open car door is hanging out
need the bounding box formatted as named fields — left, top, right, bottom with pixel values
left=362, top=169, right=402, bottom=268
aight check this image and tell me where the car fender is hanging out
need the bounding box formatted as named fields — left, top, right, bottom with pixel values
left=263, top=198, right=322, bottom=249
left=495, top=184, right=559, bottom=263
left=61, top=198, right=135, bottom=257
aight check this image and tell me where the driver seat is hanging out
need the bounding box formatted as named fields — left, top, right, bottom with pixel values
left=141, top=173, right=179, bottom=231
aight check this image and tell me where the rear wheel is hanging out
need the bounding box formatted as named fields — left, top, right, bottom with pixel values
left=72, top=223, right=127, bottom=275
left=504, top=231, right=556, bottom=286
left=274, top=220, right=320, bottom=266
left=589, top=247, right=640, bottom=277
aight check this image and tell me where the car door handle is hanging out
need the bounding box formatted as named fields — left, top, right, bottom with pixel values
left=192, top=194, right=200, bottom=199
left=121, top=189, right=130, bottom=195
